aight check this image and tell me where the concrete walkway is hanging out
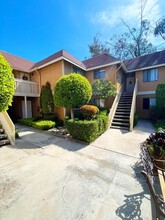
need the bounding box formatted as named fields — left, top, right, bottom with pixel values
left=0, top=120, right=155, bottom=220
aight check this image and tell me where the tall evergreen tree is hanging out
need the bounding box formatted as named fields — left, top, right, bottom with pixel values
left=40, top=81, right=54, bottom=119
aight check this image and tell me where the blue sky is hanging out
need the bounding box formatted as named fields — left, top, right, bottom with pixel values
left=1, top=0, right=165, bottom=62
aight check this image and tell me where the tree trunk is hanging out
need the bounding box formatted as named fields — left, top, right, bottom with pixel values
left=70, top=108, right=74, bottom=119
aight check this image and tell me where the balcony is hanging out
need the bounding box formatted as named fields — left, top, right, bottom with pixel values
left=14, top=78, right=40, bottom=97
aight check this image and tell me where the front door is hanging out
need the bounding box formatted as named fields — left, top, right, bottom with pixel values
left=126, top=77, right=135, bottom=93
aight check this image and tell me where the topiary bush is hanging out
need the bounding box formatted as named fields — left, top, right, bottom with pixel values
left=32, top=120, right=55, bottom=130
left=54, top=73, right=92, bottom=118
left=65, top=119, right=98, bottom=143
left=156, top=83, right=165, bottom=118
left=0, top=54, right=15, bottom=112
left=80, top=105, right=99, bottom=119
left=65, top=114, right=108, bottom=143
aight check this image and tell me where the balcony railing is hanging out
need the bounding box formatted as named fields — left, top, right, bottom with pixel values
left=14, top=78, right=39, bottom=97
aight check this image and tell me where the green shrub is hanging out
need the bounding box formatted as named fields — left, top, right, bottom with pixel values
left=32, top=120, right=55, bottom=130
left=155, top=120, right=165, bottom=131
left=65, top=114, right=108, bottom=143
left=134, top=113, right=138, bottom=127
left=156, top=83, right=165, bottom=118
left=65, top=119, right=98, bottom=143
left=80, top=105, right=99, bottom=119
left=18, top=118, right=37, bottom=126
left=54, top=73, right=92, bottom=118
left=99, top=109, right=108, bottom=116
left=97, top=115, right=108, bottom=136
left=40, top=82, right=54, bottom=119
left=0, top=54, right=15, bottom=112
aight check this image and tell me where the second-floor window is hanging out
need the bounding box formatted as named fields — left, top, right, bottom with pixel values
left=94, top=69, right=106, bottom=79
left=72, top=66, right=80, bottom=73
left=143, top=68, right=158, bottom=82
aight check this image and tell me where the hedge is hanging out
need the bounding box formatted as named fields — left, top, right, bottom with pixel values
left=156, top=83, right=165, bottom=118
left=65, top=114, right=108, bottom=143
left=19, top=118, right=55, bottom=130
left=32, top=120, right=55, bottom=130
left=18, top=118, right=37, bottom=127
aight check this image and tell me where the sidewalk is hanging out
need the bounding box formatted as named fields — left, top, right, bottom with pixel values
left=0, top=119, right=155, bottom=220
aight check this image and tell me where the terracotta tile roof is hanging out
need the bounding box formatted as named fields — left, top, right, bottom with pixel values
left=0, top=50, right=35, bottom=72
left=82, top=53, right=119, bottom=69
left=33, top=50, right=86, bottom=69
left=124, top=50, right=165, bottom=72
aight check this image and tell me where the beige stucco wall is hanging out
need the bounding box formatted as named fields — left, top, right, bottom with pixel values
left=85, top=65, right=117, bottom=85
left=136, top=94, right=155, bottom=119
left=136, top=66, right=165, bottom=92
left=37, top=61, right=64, bottom=120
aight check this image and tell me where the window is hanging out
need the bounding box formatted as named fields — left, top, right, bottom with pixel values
left=143, top=98, right=156, bottom=110
left=72, top=66, right=80, bottom=73
left=143, top=69, right=158, bottom=82
left=94, top=69, right=106, bottom=79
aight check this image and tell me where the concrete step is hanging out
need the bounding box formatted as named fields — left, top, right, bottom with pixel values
left=0, top=134, right=7, bottom=140
left=111, top=125, right=129, bottom=130
left=114, top=115, right=129, bottom=119
left=0, top=139, right=10, bottom=147
left=113, top=118, right=129, bottom=122
left=116, top=109, right=130, bottom=112
left=115, top=113, right=130, bottom=116
left=112, top=121, right=129, bottom=126
left=116, top=108, right=131, bottom=112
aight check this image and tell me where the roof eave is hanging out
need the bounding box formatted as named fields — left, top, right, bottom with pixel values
left=126, top=63, right=165, bottom=73
left=30, top=56, right=86, bottom=72
left=86, top=61, right=121, bottom=71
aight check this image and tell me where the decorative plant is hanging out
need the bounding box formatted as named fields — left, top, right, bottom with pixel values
left=146, top=130, right=165, bottom=157
left=0, top=54, right=15, bottom=112
left=80, top=104, right=99, bottom=119
left=54, top=73, right=92, bottom=119
left=156, top=83, right=165, bottom=119
left=40, top=81, right=54, bottom=119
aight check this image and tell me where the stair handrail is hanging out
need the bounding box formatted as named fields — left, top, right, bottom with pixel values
left=129, top=79, right=138, bottom=131
left=0, top=111, right=15, bottom=145
left=108, top=85, right=122, bottom=128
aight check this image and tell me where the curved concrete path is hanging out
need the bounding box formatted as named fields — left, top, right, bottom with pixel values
left=0, top=120, right=156, bottom=220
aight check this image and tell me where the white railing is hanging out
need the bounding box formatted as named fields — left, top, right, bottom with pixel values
left=0, top=111, right=15, bottom=145
left=14, top=79, right=39, bottom=97
left=129, top=79, right=138, bottom=131
left=108, top=85, right=122, bottom=128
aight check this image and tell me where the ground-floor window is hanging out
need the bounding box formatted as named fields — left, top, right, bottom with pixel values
left=143, top=97, right=156, bottom=110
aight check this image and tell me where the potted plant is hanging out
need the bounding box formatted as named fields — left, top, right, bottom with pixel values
left=144, top=130, right=165, bottom=169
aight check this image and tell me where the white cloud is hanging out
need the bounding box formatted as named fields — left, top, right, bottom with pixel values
left=91, top=0, right=161, bottom=27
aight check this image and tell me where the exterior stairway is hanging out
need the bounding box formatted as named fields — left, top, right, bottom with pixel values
left=111, top=93, right=133, bottom=130
left=0, top=127, right=10, bottom=147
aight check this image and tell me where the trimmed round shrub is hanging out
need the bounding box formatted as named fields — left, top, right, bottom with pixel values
left=54, top=73, right=92, bottom=108
left=80, top=105, right=99, bottom=119
left=0, top=54, right=15, bottom=112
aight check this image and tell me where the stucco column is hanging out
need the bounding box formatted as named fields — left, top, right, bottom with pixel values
left=24, top=96, right=28, bottom=118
